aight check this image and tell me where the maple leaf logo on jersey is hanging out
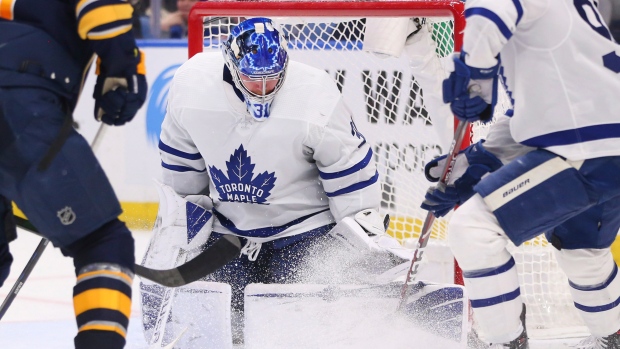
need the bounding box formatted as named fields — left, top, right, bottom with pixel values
left=209, top=145, right=277, bottom=204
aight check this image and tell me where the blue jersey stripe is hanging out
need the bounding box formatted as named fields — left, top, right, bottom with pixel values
left=512, top=0, right=524, bottom=25
left=465, top=7, right=513, bottom=40
left=319, top=149, right=373, bottom=180
left=213, top=208, right=330, bottom=237
left=159, top=140, right=203, bottom=160
left=161, top=161, right=206, bottom=173
left=520, top=123, right=620, bottom=148
left=574, top=294, right=620, bottom=313
left=325, top=171, right=379, bottom=197
left=570, top=265, right=618, bottom=291
left=462, top=258, right=516, bottom=278
left=470, top=288, right=521, bottom=308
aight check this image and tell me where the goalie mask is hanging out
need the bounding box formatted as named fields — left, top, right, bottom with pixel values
left=222, top=17, right=288, bottom=121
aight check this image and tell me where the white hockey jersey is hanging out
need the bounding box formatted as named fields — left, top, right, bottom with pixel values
left=159, top=52, right=381, bottom=243
left=463, top=0, right=620, bottom=161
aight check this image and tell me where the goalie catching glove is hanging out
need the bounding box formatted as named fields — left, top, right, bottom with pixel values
left=421, top=141, right=503, bottom=217
left=443, top=52, right=500, bottom=123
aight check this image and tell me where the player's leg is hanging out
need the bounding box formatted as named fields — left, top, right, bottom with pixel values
left=62, top=220, right=135, bottom=349
left=547, top=196, right=620, bottom=342
left=448, top=195, right=526, bottom=346
left=0, top=89, right=18, bottom=289
left=448, top=150, right=620, bottom=346
left=0, top=87, right=135, bottom=349
left=0, top=196, right=15, bottom=287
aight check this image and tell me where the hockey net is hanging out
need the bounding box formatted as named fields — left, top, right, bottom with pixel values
left=188, top=0, right=588, bottom=339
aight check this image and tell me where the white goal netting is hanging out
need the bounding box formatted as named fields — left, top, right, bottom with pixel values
left=189, top=0, right=588, bottom=339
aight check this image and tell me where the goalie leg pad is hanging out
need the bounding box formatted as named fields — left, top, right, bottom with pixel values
left=402, top=282, right=468, bottom=344
left=244, top=283, right=467, bottom=348
left=141, top=280, right=232, bottom=349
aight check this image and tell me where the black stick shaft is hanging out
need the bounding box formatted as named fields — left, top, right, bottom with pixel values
left=0, top=238, right=49, bottom=319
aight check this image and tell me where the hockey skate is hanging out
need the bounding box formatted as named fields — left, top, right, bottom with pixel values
left=489, top=304, right=529, bottom=349
left=573, top=331, right=620, bottom=349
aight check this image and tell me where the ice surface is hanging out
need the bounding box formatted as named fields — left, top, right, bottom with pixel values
left=0, top=229, right=588, bottom=348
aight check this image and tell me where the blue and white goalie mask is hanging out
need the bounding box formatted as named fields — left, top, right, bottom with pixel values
left=222, top=17, right=289, bottom=121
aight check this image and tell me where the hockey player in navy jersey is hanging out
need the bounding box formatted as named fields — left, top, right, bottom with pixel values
left=142, top=17, right=401, bottom=345
left=419, top=0, right=620, bottom=348
left=0, top=1, right=147, bottom=348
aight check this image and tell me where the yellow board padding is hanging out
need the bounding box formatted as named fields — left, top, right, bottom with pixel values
left=119, top=202, right=158, bottom=231
left=73, top=288, right=131, bottom=318
left=12, top=201, right=158, bottom=231
left=11, top=202, right=620, bottom=267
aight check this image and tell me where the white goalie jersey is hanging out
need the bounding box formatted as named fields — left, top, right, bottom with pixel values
left=463, top=0, right=620, bottom=161
left=159, top=52, right=381, bottom=243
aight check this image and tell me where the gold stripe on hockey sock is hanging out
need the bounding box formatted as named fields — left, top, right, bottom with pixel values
left=73, top=264, right=133, bottom=341
left=73, top=288, right=132, bottom=318
left=0, top=0, right=15, bottom=20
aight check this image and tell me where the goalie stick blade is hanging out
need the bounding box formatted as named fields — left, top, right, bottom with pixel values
left=13, top=215, right=242, bottom=288
left=136, top=235, right=242, bottom=287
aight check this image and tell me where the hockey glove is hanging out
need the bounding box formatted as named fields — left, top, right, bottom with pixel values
left=93, top=50, right=147, bottom=126
left=420, top=141, right=503, bottom=217
left=442, top=52, right=499, bottom=123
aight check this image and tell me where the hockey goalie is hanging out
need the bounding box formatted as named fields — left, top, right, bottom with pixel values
left=138, top=17, right=468, bottom=349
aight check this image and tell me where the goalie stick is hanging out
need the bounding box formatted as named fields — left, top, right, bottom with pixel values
left=397, top=120, right=469, bottom=311
left=11, top=216, right=242, bottom=287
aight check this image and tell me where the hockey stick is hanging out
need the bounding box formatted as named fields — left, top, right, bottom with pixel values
left=134, top=235, right=241, bottom=287
left=0, top=124, right=108, bottom=320
left=12, top=216, right=241, bottom=287
left=0, top=236, right=48, bottom=320
left=396, top=120, right=469, bottom=311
